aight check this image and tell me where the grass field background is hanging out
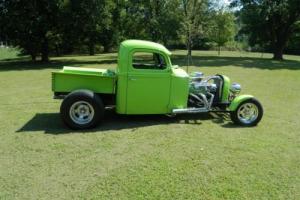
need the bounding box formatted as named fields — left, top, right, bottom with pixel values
left=0, top=48, right=299, bottom=199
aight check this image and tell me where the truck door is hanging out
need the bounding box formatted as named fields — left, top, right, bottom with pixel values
left=126, top=51, right=171, bottom=114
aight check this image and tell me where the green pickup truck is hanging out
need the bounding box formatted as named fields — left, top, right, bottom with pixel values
left=52, top=40, right=263, bottom=129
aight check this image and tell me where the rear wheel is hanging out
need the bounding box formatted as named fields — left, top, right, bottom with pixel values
left=60, top=90, right=104, bottom=129
left=230, top=98, right=263, bottom=126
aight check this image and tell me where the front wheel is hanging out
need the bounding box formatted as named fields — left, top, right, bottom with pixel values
left=230, top=98, right=263, bottom=126
left=60, top=90, right=104, bottom=129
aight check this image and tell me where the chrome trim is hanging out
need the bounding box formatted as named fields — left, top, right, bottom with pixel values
left=230, top=83, right=241, bottom=95
left=172, top=107, right=209, bottom=114
left=69, top=101, right=94, bottom=125
left=237, top=102, right=258, bottom=124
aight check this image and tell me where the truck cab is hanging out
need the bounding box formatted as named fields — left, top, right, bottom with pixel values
left=115, top=40, right=189, bottom=115
left=52, top=40, right=263, bottom=129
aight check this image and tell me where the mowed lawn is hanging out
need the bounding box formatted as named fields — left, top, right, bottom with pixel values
left=0, top=49, right=299, bottom=200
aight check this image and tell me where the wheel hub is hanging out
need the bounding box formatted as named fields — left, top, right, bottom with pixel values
left=69, top=101, right=95, bottom=125
left=237, top=103, right=258, bottom=124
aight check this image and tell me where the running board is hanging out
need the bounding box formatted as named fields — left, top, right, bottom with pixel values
left=172, top=107, right=209, bottom=114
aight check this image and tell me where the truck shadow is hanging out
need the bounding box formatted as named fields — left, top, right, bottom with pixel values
left=16, top=111, right=235, bottom=134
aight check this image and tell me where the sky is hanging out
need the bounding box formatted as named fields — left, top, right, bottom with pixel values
left=223, top=0, right=231, bottom=5
left=211, top=0, right=236, bottom=11
left=218, top=0, right=232, bottom=7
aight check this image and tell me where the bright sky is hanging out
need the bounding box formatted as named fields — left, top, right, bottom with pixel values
left=223, top=0, right=231, bottom=5
left=212, top=0, right=235, bottom=10
left=219, top=0, right=232, bottom=7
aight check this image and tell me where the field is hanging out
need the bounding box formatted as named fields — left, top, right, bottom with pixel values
left=0, top=48, right=299, bottom=199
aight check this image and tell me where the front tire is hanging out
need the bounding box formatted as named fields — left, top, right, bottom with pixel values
left=60, top=90, right=104, bottom=129
left=230, top=98, right=263, bottom=126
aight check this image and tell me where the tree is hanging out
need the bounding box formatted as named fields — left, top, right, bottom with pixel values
left=101, top=0, right=123, bottom=52
left=151, top=0, right=182, bottom=46
left=209, top=11, right=236, bottom=55
left=232, top=0, right=300, bottom=60
left=285, top=21, right=300, bottom=55
left=0, top=0, right=62, bottom=61
left=62, top=0, right=114, bottom=55
left=145, top=0, right=182, bottom=44
left=119, top=0, right=182, bottom=46
left=180, top=0, right=209, bottom=57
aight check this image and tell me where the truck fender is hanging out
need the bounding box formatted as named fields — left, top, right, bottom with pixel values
left=229, top=95, right=254, bottom=111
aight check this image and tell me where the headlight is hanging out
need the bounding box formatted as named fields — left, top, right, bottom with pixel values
left=230, top=83, right=241, bottom=95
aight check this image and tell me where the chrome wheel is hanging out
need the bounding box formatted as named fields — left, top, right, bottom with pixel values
left=69, top=101, right=95, bottom=125
left=237, top=103, right=259, bottom=124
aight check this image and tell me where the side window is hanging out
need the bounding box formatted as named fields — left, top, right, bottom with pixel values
left=132, top=52, right=167, bottom=70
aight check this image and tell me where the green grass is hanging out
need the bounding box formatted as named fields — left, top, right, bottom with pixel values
left=0, top=48, right=300, bottom=199
left=0, top=47, right=23, bottom=61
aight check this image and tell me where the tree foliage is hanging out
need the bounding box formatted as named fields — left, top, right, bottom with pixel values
left=61, top=0, right=114, bottom=55
left=181, top=0, right=209, bottom=56
left=0, top=0, right=62, bottom=61
left=119, top=0, right=182, bottom=44
left=1, top=0, right=300, bottom=61
left=232, top=0, right=300, bottom=60
left=208, top=10, right=236, bottom=55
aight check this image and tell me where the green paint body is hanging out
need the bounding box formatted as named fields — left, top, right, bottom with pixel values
left=52, top=39, right=254, bottom=114
left=221, top=75, right=230, bottom=103
left=115, top=40, right=188, bottom=114
left=52, top=67, right=116, bottom=94
left=52, top=40, right=189, bottom=114
left=229, top=95, right=254, bottom=111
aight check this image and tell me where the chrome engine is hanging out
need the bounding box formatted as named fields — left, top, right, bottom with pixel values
left=173, top=72, right=222, bottom=114
left=172, top=72, right=243, bottom=114
left=188, top=72, right=221, bottom=109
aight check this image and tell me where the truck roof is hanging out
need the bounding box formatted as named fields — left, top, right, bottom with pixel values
left=120, top=40, right=171, bottom=55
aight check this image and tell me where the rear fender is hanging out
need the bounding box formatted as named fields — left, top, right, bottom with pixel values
left=229, top=95, right=254, bottom=111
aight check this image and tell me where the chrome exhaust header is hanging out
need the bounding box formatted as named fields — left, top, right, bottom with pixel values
left=172, top=92, right=214, bottom=114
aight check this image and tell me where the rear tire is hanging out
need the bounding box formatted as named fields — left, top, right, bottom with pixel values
left=60, top=90, right=104, bottom=129
left=230, top=98, right=263, bottom=126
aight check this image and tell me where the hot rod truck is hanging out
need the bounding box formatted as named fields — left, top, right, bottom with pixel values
left=52, top=40, right=263, bottom=129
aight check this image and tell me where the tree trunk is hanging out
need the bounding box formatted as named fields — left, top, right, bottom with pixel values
left=163, top=37, right=168, bottom=47
left=55, top=45, right=60, bottom=57
left=31, top=53, right=36, bottom=62
left=186, top=30, right=192, bottom=57
left=188, top=46, right=192, bottom=57
left=273, top=45, right=284, bottom=60
left=187, top=33, right=192, bottom=57
left=186, top=33, right=192, bottom=73
left=271, top=25, right=290, bottom=60
left=41, top=38, right=49, bottom=62
left=103, top=44, right=111, bottom=53
left=89, top=42, right=95, bottom=55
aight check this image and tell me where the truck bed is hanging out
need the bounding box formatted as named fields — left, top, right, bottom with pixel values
left=52, top=66, right=116, bottom=94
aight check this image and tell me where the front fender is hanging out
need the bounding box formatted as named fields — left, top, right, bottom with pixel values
left=229, top=95, right=254, bottom=111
